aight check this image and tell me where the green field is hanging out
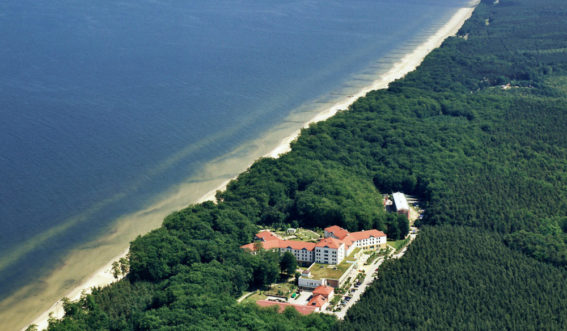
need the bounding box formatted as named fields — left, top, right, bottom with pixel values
left=309, top=248, right=360, bottom=280
left=240, top=292, right=267, bottom=305
left=388, top=239, right=409, bottom=251
left=264, top=282, right=296, bottom=297
left=309, top=263, right=350, bottom=280
left=294, top=228, right=321, bottom=242
left=273, top=227, right=321, bottom=242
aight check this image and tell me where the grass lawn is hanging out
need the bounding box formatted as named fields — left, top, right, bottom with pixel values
left=388, top=238, right=410, bottom=251
left=272, top=228, right=321, bottom=242
left=294, top=229, right=320, bottom=242
left=365, top=251, right=379, bottom=265
left=546, top=75, right=567, bottom=94
left=264, top=282, right=296, bottom=297
left=309, top=248, right=360, bottom=280
left=309, top=263, right=349, bottom=279
left=241, top=292, right=267, bottom=305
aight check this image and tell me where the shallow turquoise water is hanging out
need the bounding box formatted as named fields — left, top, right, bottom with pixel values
left=0, top=0, right=468, bottom=299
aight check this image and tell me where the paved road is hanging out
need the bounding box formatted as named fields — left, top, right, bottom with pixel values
left=332, top=256, right=384, bottom=319
left=237, top=292, right=252, bottom=303
left=330, top=229, right=419, bottom=319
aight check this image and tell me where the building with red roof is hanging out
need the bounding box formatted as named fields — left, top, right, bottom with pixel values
left=314, top=237, right=345, bottom=264
left=315, top=237, right=342, bottom=249
left=307, top=295, right=328, bottom=310
left=256, top=300, right=318, bottom=315
left=241, top=226, right=386, bottom=266
left=255, top=230, right=280, bottom=242
left=324, top=225, right=349, bottom=240
left=240, top=231, right=316, bottom=264
left=312, top=285, right=334, bottom=299
left=343, top=229, right=387, bottom=253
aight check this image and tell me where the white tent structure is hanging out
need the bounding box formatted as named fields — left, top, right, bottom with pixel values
left=392, top=192, right=409, bottom=214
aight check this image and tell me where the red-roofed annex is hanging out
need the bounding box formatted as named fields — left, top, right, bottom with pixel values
left=307, top=295, right=328, bottom=309
left=256, top=300, right=318, bottom=315
left=324, top=225, right=349, bottom=240
left=313, top=285, right=334, bottom=299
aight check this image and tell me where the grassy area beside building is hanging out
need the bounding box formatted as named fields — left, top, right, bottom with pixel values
left=388, top=238, right=410, bottom=252
left=241, top=292, right=267, bottom=305
left=309, top=248, right=361, bottom=280
left=264, top=282, right=296, bottom=298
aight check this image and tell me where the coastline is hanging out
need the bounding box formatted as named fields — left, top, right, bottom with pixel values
left=23, top=4, right=477, bottom=330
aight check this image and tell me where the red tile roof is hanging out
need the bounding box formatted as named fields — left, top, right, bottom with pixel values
left=281, top=240, right=316, bottom=251
left=341, top=236, right=355, bottom=250
left=324, top=225, right=349, bottom=240
left=313, top=285, right=334, bottom=298
left=240, top=243, right=257, bottom=251
left=256, top=300, right=317, bottom=315
left=262, top=240, right=285, bottom=250
left=307, top=295, right=327, bottom=308
left=255, top=230, right=280, bottom=242
left=241, top=227, right=385, bottom=252
left=240, top=238, right=315, bottom=252
left=347, top=229, right=387, bottom=241
left=315, top=237, right=343, bottom=249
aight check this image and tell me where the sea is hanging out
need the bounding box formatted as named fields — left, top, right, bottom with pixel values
left=0, top=0, right=470, bottom=328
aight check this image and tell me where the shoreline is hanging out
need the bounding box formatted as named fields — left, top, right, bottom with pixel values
left=24, top=4, right=477, bottom=330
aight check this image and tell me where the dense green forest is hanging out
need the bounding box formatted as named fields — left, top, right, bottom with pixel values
left=43, top=0, right=567, bottom=330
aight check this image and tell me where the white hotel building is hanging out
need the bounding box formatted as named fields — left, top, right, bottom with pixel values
left=241, top=225, right=387, bottom=265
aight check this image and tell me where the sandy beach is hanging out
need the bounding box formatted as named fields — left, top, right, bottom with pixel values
left=22, top=3, right=477, bottom=330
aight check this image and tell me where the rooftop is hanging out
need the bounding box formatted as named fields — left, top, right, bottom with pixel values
left=347, top=229, right=386, bottom=241
left=307, top=295, right=327, bottom=308
left=240, top=239, right=284, bottom=251
left=324, top=225, right=349, bottom=240
left=392, top=192, right=410, bottom=211
left=308, top=261, right=351, bottom=280
left=256, top=300, right=317, bottom=315
left=313, top=285, right=334, bottom=297
left=315, top=237, right=343, bottom=249
left=256, top=230, right=280, bottom=242
left=281, top=240, right=316, bottom=251
left=242, top=227, right=387, bottom=253
left=243, top=229, right=315, bottom=251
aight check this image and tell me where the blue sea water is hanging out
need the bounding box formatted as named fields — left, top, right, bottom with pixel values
left=0, top=0, right=469, bottom=305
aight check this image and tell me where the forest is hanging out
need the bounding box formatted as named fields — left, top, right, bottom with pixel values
left=42, top=0, right=567, bottom=330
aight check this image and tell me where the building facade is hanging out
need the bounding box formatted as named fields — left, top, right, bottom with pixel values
left=241, top=225, right=386, bottom=265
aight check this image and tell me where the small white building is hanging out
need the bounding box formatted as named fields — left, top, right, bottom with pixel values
left=392, top=192, right=410, bottom=217
left=298, top=276, right=326, bottom=289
